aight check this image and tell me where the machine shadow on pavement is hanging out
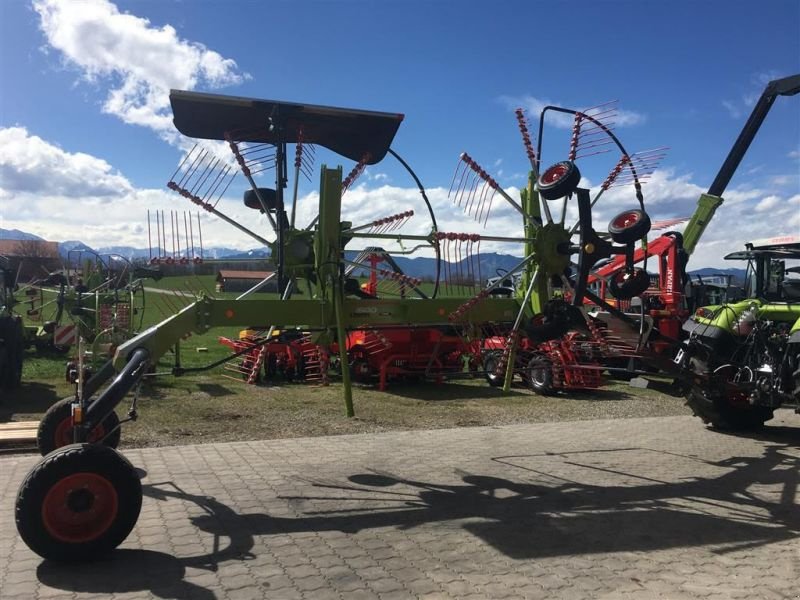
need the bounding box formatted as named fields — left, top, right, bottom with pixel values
left=34, top=440, right=798, bottom=599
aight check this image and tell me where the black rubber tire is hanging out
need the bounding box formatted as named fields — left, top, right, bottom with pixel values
left=38, top=397, right=121, bottom=457
left=243, top=188, right=278, bottom=212
left=0, top=317, right=24, bottom=390
left=15, top=443, right=142, bottom=562
left=0, top=339, right=8, bottom=395
left=8, top=318, right=24, bottom=389
left=608, top=209, right=651, bottom=244
left=350, top=357, right=373, bottom=383
left=538, top=161, right=581, bottom=200
left=609, top=268, right=651, bottom=300
left=685, top=388, right=774, bottom=431
left=483, top=352, right=504, bottom=387
left=527, top=355, right=555, bottom=395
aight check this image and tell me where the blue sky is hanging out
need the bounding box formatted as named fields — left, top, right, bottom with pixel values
left=1, top=0, right=798, bottom=268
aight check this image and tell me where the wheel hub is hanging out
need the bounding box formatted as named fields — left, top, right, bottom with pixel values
left=66, top=487, right=95, bottom=513
left=533, top=223, right=572, bottom=277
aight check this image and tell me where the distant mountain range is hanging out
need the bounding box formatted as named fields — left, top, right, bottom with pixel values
left=0, top=228, right=45, bottom=242
left=0, top=228, right=746, bottom=282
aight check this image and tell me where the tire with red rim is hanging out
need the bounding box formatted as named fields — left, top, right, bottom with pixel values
left=608, top=209, right=651, bottom=244
left=37, top=397, right=121, bottom=456
left=537, top=161, right=581, bottom=200
left=15, top=443, right=142, bottom=562
left=608, top=268, right=651, bottom=300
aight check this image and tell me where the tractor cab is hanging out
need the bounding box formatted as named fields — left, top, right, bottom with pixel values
left=723, top=236, right=800, bottom=302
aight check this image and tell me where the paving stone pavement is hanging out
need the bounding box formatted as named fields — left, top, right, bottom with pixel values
left=1, top=412, right=799, bottom=600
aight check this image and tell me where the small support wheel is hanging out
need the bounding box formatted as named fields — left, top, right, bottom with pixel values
left=608, top=209, right=651, bottom=244
left=483, top=352, right=504, bottom=387
left=527, top=355, right=555, bottom=395
left=350, top=357, right=373, bottom=383
left=38, top=397, right=121, bottom=456
left=609, top=268, right=651, bottom=300
left=15, top=443, right=142, bottom=562
left=537, top=161, right=581, bottom=200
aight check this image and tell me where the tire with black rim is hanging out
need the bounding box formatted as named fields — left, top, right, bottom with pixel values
left=527, top=355, right=555, bottom=395
left=608, top=209, right=651, bottom=244
left=483, top=352, right=504, bottom=387
left=608, top=268, right=651, bottom=300
left=37, top=397, right=121, bottom=456
left=15, top=443, right=142, bottom=562
left=537, top=160, right=581, bottom=200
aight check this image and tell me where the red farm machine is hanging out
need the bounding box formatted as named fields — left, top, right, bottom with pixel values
left=581, top=74, right=800, bottom=376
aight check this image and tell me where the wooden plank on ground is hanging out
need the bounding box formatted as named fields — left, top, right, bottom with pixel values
left=0, top=421, right=39, bottom=444
left=0, top=421, right=40, bottom=431
left=0, top=431, right=37, bottom=442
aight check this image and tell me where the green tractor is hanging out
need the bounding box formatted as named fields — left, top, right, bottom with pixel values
left=676, top=236, right=800, bottom=429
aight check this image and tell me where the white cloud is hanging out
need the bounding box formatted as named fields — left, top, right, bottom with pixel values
left=789, top=149, right=800, bottom=160
left=33, top=0, right=249, bottom=140
left=770, top=174, right=798, bottom=187
left=722, top=72, right=784, bottom=121
left=722, top=100, right=741, bottom=119
left=3, top=127, right=797, bottom=270
left=754, top=195, right=781, bottom=212
left=0, top=126, right=132, bottom=198
left=0, top=127, right=270, bottom=250
left=499, top=95, right=646, bottom=129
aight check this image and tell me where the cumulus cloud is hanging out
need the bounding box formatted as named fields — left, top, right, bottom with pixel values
left=33, top=0, right=249, bottom=140
left=0, top=127, right=270, bottom=249
left=754, top=195, right=781, bottom=212
left=499, top=95, right=646, bottom=129
left=3, top=126, right=797, bottom=269
left=0, top=126, right=132, bottom=198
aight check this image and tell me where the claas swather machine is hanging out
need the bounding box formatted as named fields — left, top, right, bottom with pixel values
left=15, top=89, right=660, bottom=561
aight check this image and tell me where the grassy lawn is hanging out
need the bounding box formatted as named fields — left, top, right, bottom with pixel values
left=2, top=274, right=694, bottom=449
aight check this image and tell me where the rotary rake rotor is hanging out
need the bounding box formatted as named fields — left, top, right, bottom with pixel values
left=161, top=91, right=446, bottom=387
left=441, top=101, right=666, bottom=391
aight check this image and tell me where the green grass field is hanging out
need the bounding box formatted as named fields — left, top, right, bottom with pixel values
left=2, top=274, right=692, bottom=449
